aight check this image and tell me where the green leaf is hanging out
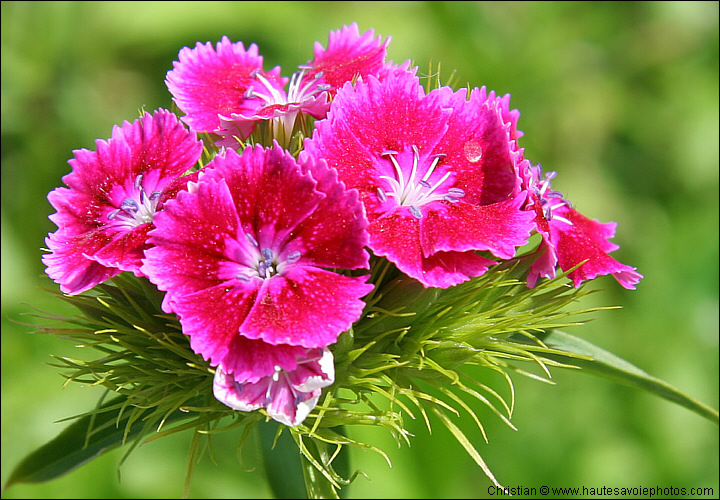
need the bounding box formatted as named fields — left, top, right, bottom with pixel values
left=3, top=396, right=195, bottom=490
left=257, top=420, right=308, bottom=499
left=534, top=330, right=719, bottom=424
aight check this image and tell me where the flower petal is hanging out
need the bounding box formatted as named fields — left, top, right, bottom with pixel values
left=265, top=384, right=321, bottom=427
left=202, top=145, right=324, bottom=251
left=171, top=282, right=260, bottom=367
left=213, top=367, right=266, bottom=413
left=142, top=176, right=247, bottom=309
left=290, top=157, right=370, bottom=269
left=527, top=241, right=558, bottom=288
left=368, top=207, right=496, bottom=288
left=221, top=336, right=309, bottom=384
left=421, top=194, right=534, bottom=260
left=166, top=36, right=284, bottom=133
left=291, top=348, right=335, bottom=393
left=552, top=206, right=643, bottom=289
left=90, top=223, right=152, bottom=272
left=42, top=231, right=122, bottom=295
left=307, top=23, right=390, bottom=94
left=43, top=110, right=202, bottom=294
left=242, top=266, right=373, bottom=348
left=143, top=143, right=373, bottom=365
left=304, top=71, right=450, bottom=196
left=213, top=347, right=335, bottom=427
left=433, top=87, right=521, bottom=204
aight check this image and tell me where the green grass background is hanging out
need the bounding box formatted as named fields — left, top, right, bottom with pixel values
left=2, top=1, right=717, bottom=498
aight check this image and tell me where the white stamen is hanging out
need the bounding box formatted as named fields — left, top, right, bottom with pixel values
left=107, top=178, right=162, bottom=227
left=377, top=187, right=387, bottom=202
left=377, top=146, right=461, bottom=210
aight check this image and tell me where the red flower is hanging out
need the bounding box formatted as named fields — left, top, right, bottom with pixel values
left=523, top=164, right=642, bottom=289
left=43, top=109, right=202, bottom=294
left=303, top=70, right=534, bottom=288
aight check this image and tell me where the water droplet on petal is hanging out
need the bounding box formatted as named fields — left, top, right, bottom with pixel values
left=463, top=141, right=483, bottom=163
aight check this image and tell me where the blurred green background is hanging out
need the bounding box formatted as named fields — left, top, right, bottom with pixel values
left=2, top=1, right=717, bottom=498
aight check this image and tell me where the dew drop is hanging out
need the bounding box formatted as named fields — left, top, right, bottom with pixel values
left=463, top=141, right=483, bottom=163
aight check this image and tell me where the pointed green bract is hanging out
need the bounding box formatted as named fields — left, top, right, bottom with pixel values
left=7, top=261, right=717, bottom=495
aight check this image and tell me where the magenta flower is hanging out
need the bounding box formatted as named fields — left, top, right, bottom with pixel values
left=165, top=36, right=285, bottom=136
left=523, top=164, right=642, bottom=289
left=213, top=345, right=334, bottom=427
left=301, top=23, right=390, bottom=97
left=302, top=71, right=535, bottom=288
left=166, top=24, right=390, bottom=148
left=140, top=143, right=372, bottom=422
left=42, top=109, right=203, bottom=295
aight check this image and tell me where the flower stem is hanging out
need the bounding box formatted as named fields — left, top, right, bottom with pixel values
left=299, top=440, right=341, bottom=499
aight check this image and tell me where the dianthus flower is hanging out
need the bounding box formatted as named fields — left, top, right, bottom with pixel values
left=166, top=23, right=390, bottom=147
left=522, top=163, right=643, bottom=289
left=42, top=109, right=203, bottom=295
left=140, top=143, right=373, bottom=424
left=213, top=346, right=334, bottom=427
left=302, top=70, right=535, bottom=288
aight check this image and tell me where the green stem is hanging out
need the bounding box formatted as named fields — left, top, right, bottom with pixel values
left=299, top=439, right=341, bottom=499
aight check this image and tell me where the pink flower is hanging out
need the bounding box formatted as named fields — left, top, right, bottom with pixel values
left=213, top=345, right=334, bottom=427
left=523, top=164, right=642, bottom=289
left=42, top=109, right=203, bottom=294
left=165, top=36, right=285, bottom=136
left=141, top=143, right=372, bottom=417
left=302, top=70, right=535, bottom=288
left=302, top=23, right=390, bottom=97
left=166, top=24, right=390, bottom=148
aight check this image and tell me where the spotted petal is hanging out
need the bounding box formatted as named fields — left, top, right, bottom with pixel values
left=304, top=70, right=532, bottom=288
left=142, top=143, right=373, bottom=372
left=304, top=70, right=451, bottom=203
left=421, top=194, right=534, bottom=260
left=43, top=110, right=202, bottom=294
left=369, top=207, right=496, bottom=288
left=552, top=206, right=643, bottom=289
left=432, top=86, right=522, bottom=205
left=166, top=36, right=285, bottom=134
left=241, top=265, right=372, bottom=348
left=306, top=23, right=390, bottom=95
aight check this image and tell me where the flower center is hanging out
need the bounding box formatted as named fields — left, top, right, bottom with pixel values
left=378, top=145, right=465, bottom=219
left=236, top=233, right=302, bottom=282
left=243, top=69, right=330, bottom=143
left=247, top=69, right=330, bottom=107
left=107, top=174, right=161, bottom=227
left=265, top=348, right=326, bottom=406
left=265, top=365, right=303, bottom=407
left=528, top=167, right=572, bottom=226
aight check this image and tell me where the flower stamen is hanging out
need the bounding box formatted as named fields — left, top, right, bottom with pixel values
left=107, top=174, right=162, bottom=227
left=237, top=234, right=302, bottom=281
left=378, top=147, right=464, bottom=217
left=530, top=167, right=573, bottom=226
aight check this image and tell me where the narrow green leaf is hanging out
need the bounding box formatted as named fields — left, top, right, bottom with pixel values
left=429, top=405, right=503, bottom=490
left=3, top=396, right=195, bottom=490
left=257, top=420, right=308, bottom=499
left=535, top=330, right=719, bottom=424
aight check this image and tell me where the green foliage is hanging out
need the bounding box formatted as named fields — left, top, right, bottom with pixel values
left=7, top=253, right=715, bottom=497
left=0, top=251, right=659, bottom=496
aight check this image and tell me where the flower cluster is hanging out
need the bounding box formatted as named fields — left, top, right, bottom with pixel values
left=43, top=23, right=641, bottom=430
